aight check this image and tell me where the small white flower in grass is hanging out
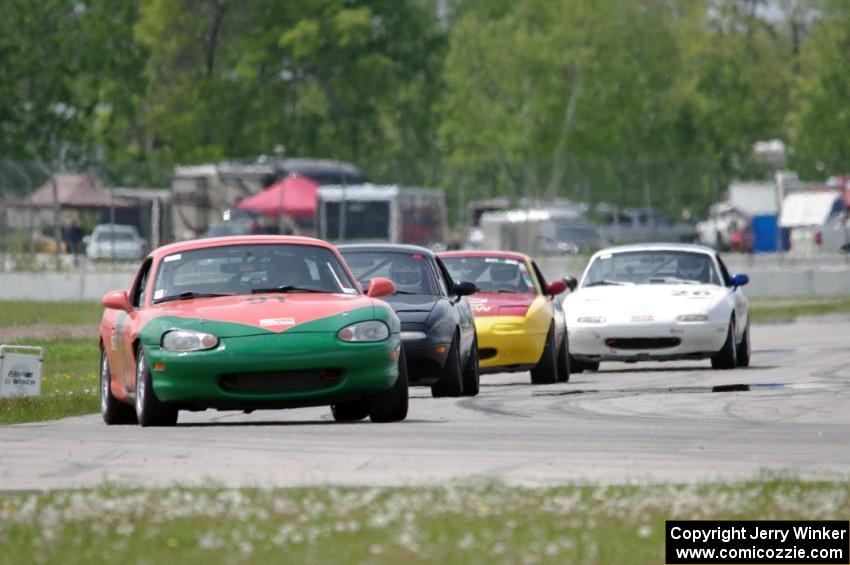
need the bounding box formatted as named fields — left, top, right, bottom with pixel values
left=638, top=525, right=652, bottom=538
left=369, top=544, right=383, bottom=555
left=457, top=533, right=475, bottom=550
left=491, top=543, right=506, bottom=556
left=368, top=513, right=391, bottom=529
left=544, top=542, right=560, bottom=556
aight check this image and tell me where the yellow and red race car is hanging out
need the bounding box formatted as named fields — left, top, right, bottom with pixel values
left=439, top=251, right=573, bottom=384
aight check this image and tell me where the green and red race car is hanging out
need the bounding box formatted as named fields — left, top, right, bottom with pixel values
left=98, top=235, right=407, bottom=426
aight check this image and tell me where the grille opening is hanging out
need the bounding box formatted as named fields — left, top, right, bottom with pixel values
left=479, top=348, right=498, bottom=360
left=604, top=337, right=681, bottom=350
left=219, top=369, right=342, bottom=394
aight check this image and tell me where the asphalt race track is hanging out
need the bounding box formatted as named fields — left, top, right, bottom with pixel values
left=2, top=320, right=850, bottom=490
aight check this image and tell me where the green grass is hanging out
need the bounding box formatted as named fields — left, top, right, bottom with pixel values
left=0, top=479, right=846, bottom=564
left=0, top=339, right=99, bottom=424
left=749, top=295, right=850, bottom=323
left=0, top=300, right=101, bottom=327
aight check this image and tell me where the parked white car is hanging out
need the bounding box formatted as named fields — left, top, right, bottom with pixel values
left=563, top=243, right=750, bottom=371
left=85, top=224, right=146, bottom=261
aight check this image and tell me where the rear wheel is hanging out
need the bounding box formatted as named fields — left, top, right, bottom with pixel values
left=431, top=334, right=464, bottom=397
left=556, top=330, right=571, bottom=383
left=100, top=347, right=136, bottom=425
left=369, top=346, right=409, bottom=423
left=331, top=398, right=369, bottom=422
left=530, top=327, right=558, bottom=385
left=461, top=334, right=480, bottom=397
left=135, top=346, right=178, bottom=427
left=736, top=321, right=751, bottom=368
left=711, top=318, right=738, bottom=370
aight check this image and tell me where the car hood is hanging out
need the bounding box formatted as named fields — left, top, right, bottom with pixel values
left=567, top=284, right=723, bottom=319
left=142, top=293, right=384, bottom=338
left=382, top=294, right=440, bottom=314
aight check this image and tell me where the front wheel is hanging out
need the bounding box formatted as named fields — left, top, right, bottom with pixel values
left=711, top=319, right=738, bottom=370
left=530, top=327, right=558, bottom=385
left=556, top=330, right=571, bottom=383
left=100, top=347, right=136, bottom=425
left=461, top=334, right=480, bottom=397
left=135, top=346, right=178, bottom=427
left=736, top=321, right=751, bottom=368
left=369, top=346, right=409, bottom=423
left=431, top=334, right=464, bottom=398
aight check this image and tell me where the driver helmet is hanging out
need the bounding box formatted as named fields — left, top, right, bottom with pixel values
left=677, top=254, right=707, bottom=281
left=390, top=259, right=423, bottom=289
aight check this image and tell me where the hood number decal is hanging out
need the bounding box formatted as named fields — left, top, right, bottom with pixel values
left=259, top=318, right=296, bottom=328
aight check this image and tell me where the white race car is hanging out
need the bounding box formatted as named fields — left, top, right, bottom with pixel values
left=564, top=243, right=750, bottom=371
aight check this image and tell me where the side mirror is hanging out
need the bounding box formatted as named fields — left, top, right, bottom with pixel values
left=561, top=276, right=578, bottom=292
left=102, top=290, right=131, bottom=312
left=367, top=277, right=396, bottom=298
left=546, top=280, right=567, bottom=296
left=731, top=273, right=749, bottom=289
left=454, top=281, right=477, bottom=297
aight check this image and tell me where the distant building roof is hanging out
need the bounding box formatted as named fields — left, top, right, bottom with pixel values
left=12, top=173, right=134, bottom=208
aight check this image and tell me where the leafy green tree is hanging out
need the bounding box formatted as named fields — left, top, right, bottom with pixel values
left=789, top=0, right=850, bottom=177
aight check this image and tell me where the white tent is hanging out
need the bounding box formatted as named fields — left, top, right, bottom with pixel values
left=779, top=192, right=843, bottom=228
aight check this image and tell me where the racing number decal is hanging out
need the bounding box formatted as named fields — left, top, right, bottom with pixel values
left=245, top=296, right=286, bottom=304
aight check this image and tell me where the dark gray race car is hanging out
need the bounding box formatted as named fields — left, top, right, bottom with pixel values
left=339, top=244, right=480, bottom=398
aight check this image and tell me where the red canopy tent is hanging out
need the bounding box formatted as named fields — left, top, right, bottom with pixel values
left=234, top=174, right=319, bottom=218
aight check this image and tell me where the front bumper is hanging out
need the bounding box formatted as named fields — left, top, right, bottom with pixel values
left=146, top=331, right=400, bottom=409
left=569, top=320, right=728, bottom=361
left=474, top=316, right=547, bottom=371
left=400, top=337, right=450, bottom=385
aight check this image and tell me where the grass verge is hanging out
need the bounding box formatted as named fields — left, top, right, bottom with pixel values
left=0, top=480, right=847, bottom=564
left=0, top=300, right=101, bottom=327
left=749, top=295, right=850, bottom=323
left=0, top=339, right=98, bottom=424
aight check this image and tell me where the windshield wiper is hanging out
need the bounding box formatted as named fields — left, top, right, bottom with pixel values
left=393, top=290, right=419, bottom=295
left=155, top=291, right=232, bottom=304
left=251, top=285, right=327, bottom=294
left=647, top=277, right=701, bottom=285
left=585, top=279, right=631, bottom=287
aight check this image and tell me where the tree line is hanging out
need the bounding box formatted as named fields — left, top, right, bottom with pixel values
left=1, top=0, right=848, bottom=217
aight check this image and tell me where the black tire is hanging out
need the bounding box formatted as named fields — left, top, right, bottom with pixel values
left=331, top=398, right=369, bottom=421
left=569, top=355, right=584, bottom=373
left=530, top=326, right=558, bottom=385
left=135, top=346, right=178, bottom=427
left=584, top=361, right=600, bottom=372
left=100, top=347, right=136, bottom=425
left=556, top=330, right=571, bottom=383
left=369, top=346, right=409, bottom=423
left=461, top=334, right=480, bottom=396
left=431, top=334, right=464, bottom=398
left=737, top=321, right=751, bottom=368
left=711, top=318, right=738, bottom=370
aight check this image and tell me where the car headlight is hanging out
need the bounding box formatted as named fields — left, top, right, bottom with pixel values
left=338, top=321, right=390, bottom=342
left=161, top=329, right=219, bottom=352
left=577, top=316, right=606, bottom=324
left=677, top=314, right=709, bottom=322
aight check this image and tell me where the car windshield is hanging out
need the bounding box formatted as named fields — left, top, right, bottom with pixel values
left=583, top=250, right=719, bottom=286
left=342, top=251, right=440, bottom=295
left=96, top=232, right=136, bottom=242
left=442, top=256, right=537, bottom=293
left=152, top=244, right=357, bottom=302
left=554, top=226, right=602, bottom=246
